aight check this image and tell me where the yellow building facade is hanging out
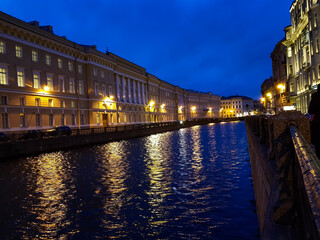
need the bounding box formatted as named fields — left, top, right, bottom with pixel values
left=0, top=11, right=220, bottom=132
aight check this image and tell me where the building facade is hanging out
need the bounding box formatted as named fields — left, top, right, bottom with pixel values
left=283, top=0, right=320, bottom=113
left=0, top=11, right=220, bottom=132
left=220, top=96, right=254, bottom=118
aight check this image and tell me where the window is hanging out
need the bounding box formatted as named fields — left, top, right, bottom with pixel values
left=48, top=99, right=53, bottom=107
left=36, top=113, right=41, bottom=127
left=108, top=85, right=112, bottom=96
left=58, top=77, right=65, bottom=92
left=61, top=114, right=65, bottom=125
left=15, top=46, right=23, bottom=58
left=290, top=82, right=294, bottom=92
left=315, top=13, right=318, bottom=28
left=32, top=50, right=38, bottom=62
left=60, top=100, right=65, bottom=108
left=0, top=66, right=8, bottom=85
left=1, top=96, right=7, bottom=105
left=289, top=65, right=293, bottom=75
left=0, top=41, right=6, bottom=54
left=47, top=75, right=53, bottom=90
left=17, top=69, right=25, bottom=87
left=316, top=39, right=319, bottom=53
left=69, top=79, right=75, bottom=94
left=79, top=81, right=84, bottom=95
left=78, top=64, right=82, bottom=74
left=71, top=114, right=75, bottom=125
left=95, top=82, right=99, bottom=96
left=49, top=113, right=54, bottom=126
left=93, top=68, right=97, bottom=76
left=80, top=114, right=84, bottom=125
left=102, top=84, right=106, bottom=96
left=101, top=71, right=104, bottom=78
left=71, top=101, right=75, bottom=108
left=35, top=98, right=40, bottom=107
left=2, top=113, right=8, bottom=128
left=45, top=54, right=51, bottom=65
left=20, top=97, right=25, bottom=106
left=288, top=47, right=292, bottom=57
left=58, top=58, right=63, bottom=69
left=20, top=113, right=26, bottom=128
left=96, top=113, right=101, bottom=125
left=68, top=61, right=73, bottom=71
left=33, top=72, right=40, bottom=89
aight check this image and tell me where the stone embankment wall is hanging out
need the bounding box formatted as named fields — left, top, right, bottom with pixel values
left=0, top=118, right=224, bottom=161
left=245, top=112, right=320, bottom=240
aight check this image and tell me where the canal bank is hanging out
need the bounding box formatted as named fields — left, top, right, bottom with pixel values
left=0, top=118, right=242, bottom=161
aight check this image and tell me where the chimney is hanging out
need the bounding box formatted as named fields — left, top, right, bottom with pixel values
left=28, top=21, right=39, bottom=27
left=39, top=25, right=53, bottom=34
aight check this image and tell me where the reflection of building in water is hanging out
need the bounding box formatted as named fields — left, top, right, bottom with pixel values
left=0, top=11, right=220, bottom=132
left=29, top=152, right=71, bottom=238
left=144, top=133, right=172, bottom=228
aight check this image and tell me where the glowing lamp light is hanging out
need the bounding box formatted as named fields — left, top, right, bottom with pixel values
left=277, top=84, right=285, bottom=90
left=267, top=93, right=272, bottom=98
left=149, top=101, right=155, bottom=107
left=44, top=86, right=49, bottom=92
left=261, top=97, right=265, bottom=102
left=191, top=106, right=196, bottom=111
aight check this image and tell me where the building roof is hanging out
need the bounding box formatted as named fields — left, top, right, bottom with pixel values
left=220, top=95, right=252, bottom=100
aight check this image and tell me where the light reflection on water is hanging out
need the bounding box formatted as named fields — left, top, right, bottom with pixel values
left=0, top=121, right=259, bottom=239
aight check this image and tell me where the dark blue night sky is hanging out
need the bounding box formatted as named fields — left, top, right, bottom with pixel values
left=1, top=0, right=293, bottom=99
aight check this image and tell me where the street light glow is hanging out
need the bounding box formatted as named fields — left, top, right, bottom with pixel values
left=44, top=86, right=49, bottom=92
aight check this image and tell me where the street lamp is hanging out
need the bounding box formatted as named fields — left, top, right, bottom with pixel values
left=277, top=84, right=285, bottom=112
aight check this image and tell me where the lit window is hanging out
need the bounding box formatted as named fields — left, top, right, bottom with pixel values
left=46, top=54, right=51, bottom=65
left=96, top=113, right=101, bottom=125
left=15, top=46, right=23, bottom=58
left=58, top=58, right=63, bottom=69
left=288, top=47, right=292, bottom=57
left=35, top=98, right=40, bottom=107
left=60, top=100, right=66, bottom=108
left=46, top=75, right=53, bottom=90
left=79, top=81, right=84, bottom=95
left=32, top=50, right=38, bottom=62
left=71, top=101, right=75, bottom=108
left=68, top=61, right=73, bottom=71
left=48, top=99, right=53, bottom=107
left=33, top=72, right=40, bottom=89
left=17, top=69, right=25, bottom=87
left=69, top=79, right=75, bottom=94
left=316, top=39, right=319, bottom=53
left=0, top=66, right=8, bottom=85
left=0, top=41, right=6, bottom=54
left=78, top=65, right=82, bottom=74
left=315, top=13, right=318, bottom=28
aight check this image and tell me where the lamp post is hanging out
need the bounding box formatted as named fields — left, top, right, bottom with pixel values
left=277, top=84, right=285, bottom=113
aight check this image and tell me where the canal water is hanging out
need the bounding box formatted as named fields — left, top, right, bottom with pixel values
left=0, top=121, right=259, bottom=239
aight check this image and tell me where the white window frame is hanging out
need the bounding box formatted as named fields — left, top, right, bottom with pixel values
left=46, top=74, right=53, bottom=91
left=0, top=41, right=6, bottom=54
left=15, top=46, right=23, bottom=58
left=69, top=79, right=75, bottom=94
left=32, top=50, right=38, bottom=62
left=0, top=64, right=8, bottom=85
left=45, top=54, right=51, bottom=65
left=17, top=68, right=25, bottom=87
left=33, top=71, right=41, bottom=89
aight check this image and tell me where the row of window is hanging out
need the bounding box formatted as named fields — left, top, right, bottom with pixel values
left=0, top=65, right=85, bottom=94
left=1, top=112, right=84, bottom=128
left=0, top=95, right=77, bottom=108
left=0, top=40, right=107, bottom=78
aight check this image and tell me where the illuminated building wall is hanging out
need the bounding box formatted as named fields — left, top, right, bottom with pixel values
left=283, top=0, right=320, bottom=113
left=0, top=11, right=220, bottom=132
left=220, top=96, right=254, bottom=118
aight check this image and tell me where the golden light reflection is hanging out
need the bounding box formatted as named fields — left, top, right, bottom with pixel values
left=97, top=142, right=129, bottom=233
left=30, top=151, right=73, bottom=238
left=190, top=126, right=203, bottom=177
left=144, top=133, right=172, bottom=228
